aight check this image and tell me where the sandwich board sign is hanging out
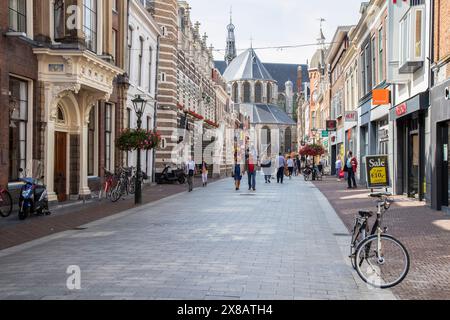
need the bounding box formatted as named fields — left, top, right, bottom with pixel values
left=365, top=155, right=390, bottom=188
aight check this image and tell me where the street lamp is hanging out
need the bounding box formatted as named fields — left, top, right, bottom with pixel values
left=132, top=94, right=147, bottom=205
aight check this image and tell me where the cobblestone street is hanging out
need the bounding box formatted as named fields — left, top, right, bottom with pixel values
left=0, top=176, right=395, bottom=300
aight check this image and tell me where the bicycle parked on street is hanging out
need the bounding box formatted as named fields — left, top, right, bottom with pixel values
left=0, top=187, right=13, bottom=218
left=98, top=168, right=117, bottom=201
left=350, top=192, right=410, bottom=288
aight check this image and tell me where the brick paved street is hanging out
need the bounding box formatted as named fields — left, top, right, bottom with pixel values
left=0, top=175, right=395, bottom=300
left=313, top=176, right=450, bottom=300
left=0, top=178, right=217, bottom=251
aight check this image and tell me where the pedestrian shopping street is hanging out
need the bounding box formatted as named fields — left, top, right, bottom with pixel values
left=0, top=176, right=394, bottom=300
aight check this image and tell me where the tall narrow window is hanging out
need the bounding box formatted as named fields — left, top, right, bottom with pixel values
left=267, top=83, right=272, bottom=103
left=8, top=0, right=26, bottom=33
left=54, top=0, right=65, bottom=40
left=105, top=103, right=112, bottom=171
left=255, top=82, right=262, bottom=103
left=112, top=29, right=117, bottom=64
left=415, top=9, right=423, bottom=59
left=378, top=28, right=383, bottom=82
left=127, top=26, right=133, bottom=74
left=9, top=77, right=28, bottom=181
left=148, top=46, right=153, bottom=93
left=87, top=106, right=96, bottom=176
left=146, top=116, right=151, bottom=175
left=371, top=37, right=376, bottom=87
left=83, top=0, right=98, bottom=52
left=243, top=82, right=250, bottom=103
left=138, top=37, right=144, bottom=86
left=232, top=83, right=238, bottom=103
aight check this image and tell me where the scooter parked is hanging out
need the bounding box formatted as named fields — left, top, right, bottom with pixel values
left=155, top=164, right=186, bottom=185
left=18, top=168, right=50, bottom=220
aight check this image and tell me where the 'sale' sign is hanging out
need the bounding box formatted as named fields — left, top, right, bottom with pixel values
left=365, top=155, right=390, bottom=188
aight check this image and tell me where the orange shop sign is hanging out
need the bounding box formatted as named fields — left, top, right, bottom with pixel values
left=372, top=89, right=391, bottom=105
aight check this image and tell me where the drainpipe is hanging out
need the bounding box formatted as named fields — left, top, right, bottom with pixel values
left=152, top=34, right=161, bottom=183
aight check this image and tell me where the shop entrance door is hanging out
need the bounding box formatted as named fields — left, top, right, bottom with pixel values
left=54, top=132, right=67, bottom=202
left=407, top=132, right=420, bottom=199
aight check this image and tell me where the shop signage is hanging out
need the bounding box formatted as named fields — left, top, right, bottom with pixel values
left=322, top=130, right=329, bottom=138
left=372, top=89, right=391, bottom=105
left=344, top=111, right=358, bottom=122
left=326, top=120, right=337, bottom=131
left=365, top=155, right=390, bottom=188
left=347, top=129, right=352, bottom=141
left=395, top=103, right=407, bottom=117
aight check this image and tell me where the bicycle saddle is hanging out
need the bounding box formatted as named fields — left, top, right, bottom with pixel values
left=358, top=210, right=373, bottom=217
left=370, top=192, right=392, bottom=198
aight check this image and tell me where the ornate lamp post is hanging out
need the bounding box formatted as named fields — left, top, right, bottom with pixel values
left=132, top=95, right=147, bottom=205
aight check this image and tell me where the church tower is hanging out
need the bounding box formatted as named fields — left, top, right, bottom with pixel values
left=225, top=9, right=237, bottom=65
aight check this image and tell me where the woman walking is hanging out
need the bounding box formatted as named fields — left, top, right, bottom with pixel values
left=233, top=159, right=242, bottom=191
left=261, top=156, right=272, bottom=183
left=287, top=156, right=294, bottom=179
left=201, top=161, right=208, bottom=187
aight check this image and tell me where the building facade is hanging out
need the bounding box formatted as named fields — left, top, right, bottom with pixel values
left=125, top=0, right=160, bottom=181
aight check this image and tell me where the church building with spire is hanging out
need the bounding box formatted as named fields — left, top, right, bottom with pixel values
left=215, top=13, right=310, bottom=155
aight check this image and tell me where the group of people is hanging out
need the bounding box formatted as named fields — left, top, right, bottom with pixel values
left=335, top=151, right=358, bottom=189
left=185, top=158, right=209, bottom=192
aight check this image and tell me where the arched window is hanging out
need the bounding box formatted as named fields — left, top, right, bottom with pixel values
left=261, top=126, right=271, bottom=157
left=232, top=82, right=238, bottom=103
left=267, top=83, right=272, bottom=103
left=243, top=82, right=251, bottom=103
left=278, top=94, right=286, bottom=111
left=285, top=127, right=292, bottom=153
left=57, top=105, right=65, bottom=123
left=255, top=82, right=262, bottom=103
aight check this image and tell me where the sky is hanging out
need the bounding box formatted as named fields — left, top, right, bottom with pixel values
left=186, top=0, right=366, bottom=65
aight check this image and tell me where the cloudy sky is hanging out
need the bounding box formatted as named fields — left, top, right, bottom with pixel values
left=187, top=0, right=366, bottom=65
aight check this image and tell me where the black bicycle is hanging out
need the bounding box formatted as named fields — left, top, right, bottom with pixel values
left=0, top=187, right=13, bottom=218
left=350, top=192, right=410, bottom=288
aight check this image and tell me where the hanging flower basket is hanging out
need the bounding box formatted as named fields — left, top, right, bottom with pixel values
left=177, top=103, right=185, bottom=111
left=187, top=109, right=204, bottom=121
left=299, top=144, right=326, bottom=157
left=116, top=128, right=161, bottom=152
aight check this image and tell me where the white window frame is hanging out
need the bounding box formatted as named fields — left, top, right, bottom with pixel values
left=399, top=6, right=425, bottom=66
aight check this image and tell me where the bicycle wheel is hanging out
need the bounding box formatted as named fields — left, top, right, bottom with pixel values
left=355, top=234, right=410, bottom=288
left=128, top=177, right=136, bottom=194
left=0, top=190, right=13, bottom=218
left=110, top=183, right=122, bottom=202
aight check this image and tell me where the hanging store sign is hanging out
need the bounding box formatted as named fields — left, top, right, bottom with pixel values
left=365, top=155, right=390, bottom=188
left=326, top=120, right=337, bottom=131
left=344, top=111, right=358, bottom=122
left=372, top=89, right=391, bottom=105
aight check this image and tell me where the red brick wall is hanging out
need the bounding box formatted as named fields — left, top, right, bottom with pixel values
left=0, top=3, right=38, bottom=187
left=434, top=0, right=450, bottom=78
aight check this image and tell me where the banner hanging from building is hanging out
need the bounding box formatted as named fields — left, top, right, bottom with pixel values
left=365, top=155, right=390, bottom=188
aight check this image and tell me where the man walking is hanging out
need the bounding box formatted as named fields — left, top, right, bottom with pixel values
left=345, top=151, right=358, bottom=189
left=277, top=153, right=286, bottom=184
left=247, top=155, right=257, bottom=191
left=186, top=157, right=196, bottom=192
left=287, top=156, right=294, bottom=179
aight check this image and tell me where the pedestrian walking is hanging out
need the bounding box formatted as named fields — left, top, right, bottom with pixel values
left=186, top=157, right=196, bottom=192
left=233, top=159, right=242, bottom=191
left=335, top=156, right=342, bottom=181
left=295, top=156, right=301, bottom=176
left=261, top=156, right=272, bottom=183
left=201, top=160, right=208, bottom=187
left=247, top=155, right=257, bottom=191
left=287, top=156, right=294, bottom=179
left=277, top=153, right=286, bottom=184
left=344, top=151, right=358, bottom=189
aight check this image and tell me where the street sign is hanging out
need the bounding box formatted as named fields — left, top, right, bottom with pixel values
left=365, top=155, right=390, bottom=188
left=372, top=89, right=391, bottom=105
left=321, top=130, right=329, bottom=138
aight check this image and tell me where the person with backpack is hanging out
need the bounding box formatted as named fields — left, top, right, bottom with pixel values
left=344, top=151, right=358, bottom=189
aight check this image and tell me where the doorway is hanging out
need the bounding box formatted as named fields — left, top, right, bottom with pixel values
left=54, top=132, right=67, bottom=202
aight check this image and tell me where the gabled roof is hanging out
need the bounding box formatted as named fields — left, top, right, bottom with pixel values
left=237, top=103, right=296, bottom=126
left=215, top=60, right=309, bottom=93
left=222, top=48, right=274, bottom=82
